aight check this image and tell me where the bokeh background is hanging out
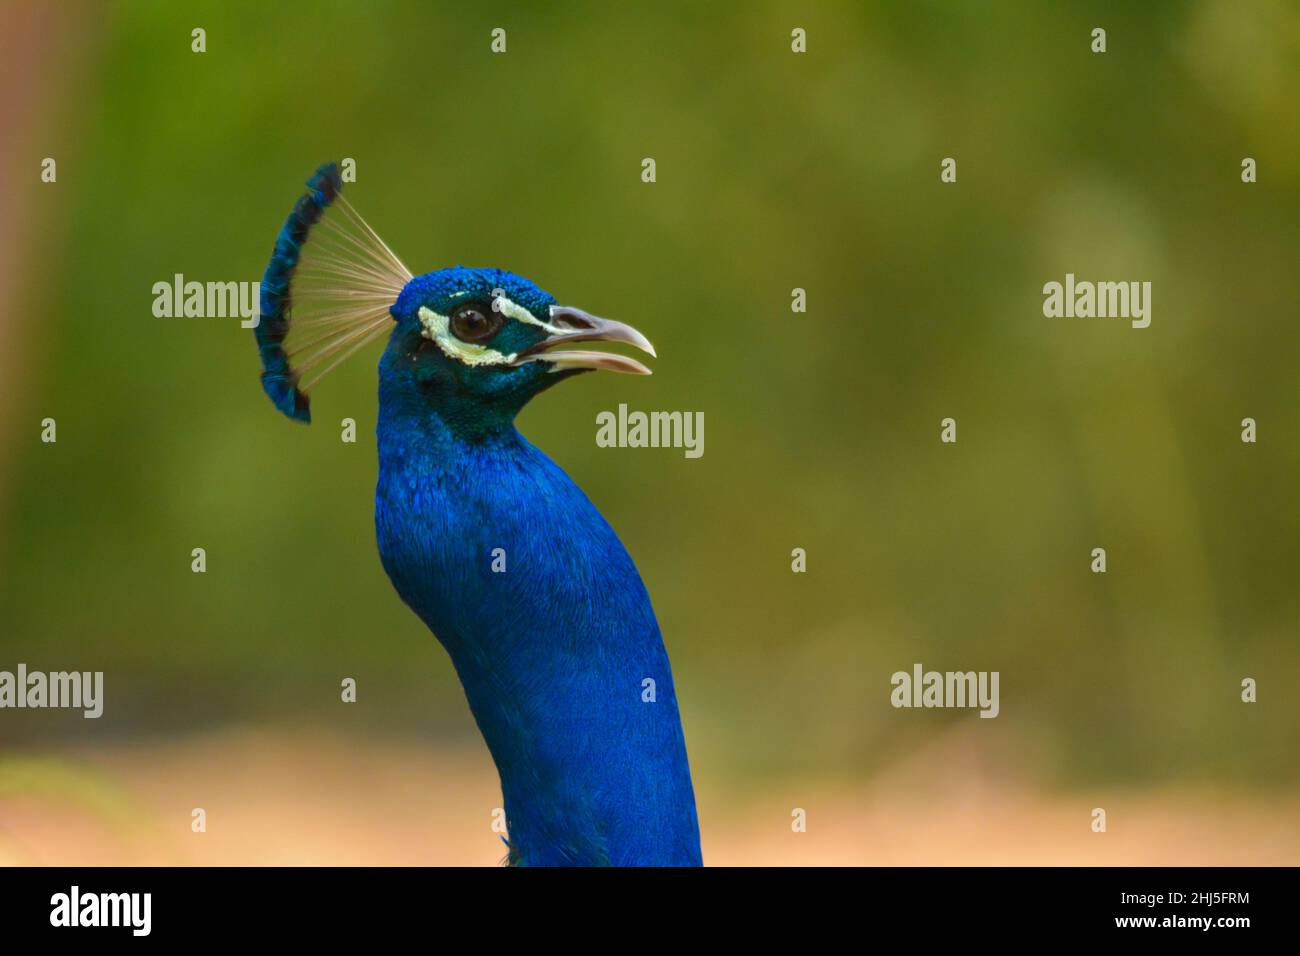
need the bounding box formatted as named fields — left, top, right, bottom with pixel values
left=1, top=0, right=1297, bottom=865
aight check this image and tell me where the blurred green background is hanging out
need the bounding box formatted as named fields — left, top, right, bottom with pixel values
left=1, top=0, right=1297, bottom=863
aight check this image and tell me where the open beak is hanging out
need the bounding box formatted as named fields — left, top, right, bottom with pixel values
left=512, top=305, right=656, bottom=375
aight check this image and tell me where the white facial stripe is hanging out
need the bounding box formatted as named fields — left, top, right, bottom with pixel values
left=417, top=295, right=565, bottom=368
left=492, top=295, right=568, bottom=335
left=417, top=306, right=516, bottom=367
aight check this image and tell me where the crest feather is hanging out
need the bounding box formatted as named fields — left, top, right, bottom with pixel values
left=255, top=162, right=411, bottom=422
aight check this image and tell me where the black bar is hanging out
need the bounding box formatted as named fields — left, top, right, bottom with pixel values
left=0, top=866, right=1282, bottom=942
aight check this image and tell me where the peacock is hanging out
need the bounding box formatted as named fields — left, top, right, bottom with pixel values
left=253, top=163, right=702, bottom=866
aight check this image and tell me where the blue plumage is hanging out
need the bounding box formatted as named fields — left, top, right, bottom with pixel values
left=256, top=166, right=701, bottom=865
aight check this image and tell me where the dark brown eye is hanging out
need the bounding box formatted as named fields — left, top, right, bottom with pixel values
left=449, top=304, right=502, bottom=343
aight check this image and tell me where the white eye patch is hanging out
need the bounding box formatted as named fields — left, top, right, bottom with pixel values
left=417, top=295, right=565, bottom=367
left=417, top=306, right=515, bottom=367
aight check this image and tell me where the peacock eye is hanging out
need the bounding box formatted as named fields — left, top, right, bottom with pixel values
left=449, top=303, right=502, bottom=343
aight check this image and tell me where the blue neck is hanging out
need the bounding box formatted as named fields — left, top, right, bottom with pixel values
left=374, top=385, right=701, bottom=865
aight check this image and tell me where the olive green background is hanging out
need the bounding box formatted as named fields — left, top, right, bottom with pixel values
left=1, top=0, right=1297, bottom=828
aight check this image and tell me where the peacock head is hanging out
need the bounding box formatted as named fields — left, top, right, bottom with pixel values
left=255, top=163, right=654, bottom=428
left=382, top=266, right=654, bottom=425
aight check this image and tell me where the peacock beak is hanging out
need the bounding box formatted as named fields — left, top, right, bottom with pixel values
left=512, top=305, right=656, bottom=375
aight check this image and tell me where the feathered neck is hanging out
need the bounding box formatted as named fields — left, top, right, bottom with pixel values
left=374, top=387, right=702, bottom=866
